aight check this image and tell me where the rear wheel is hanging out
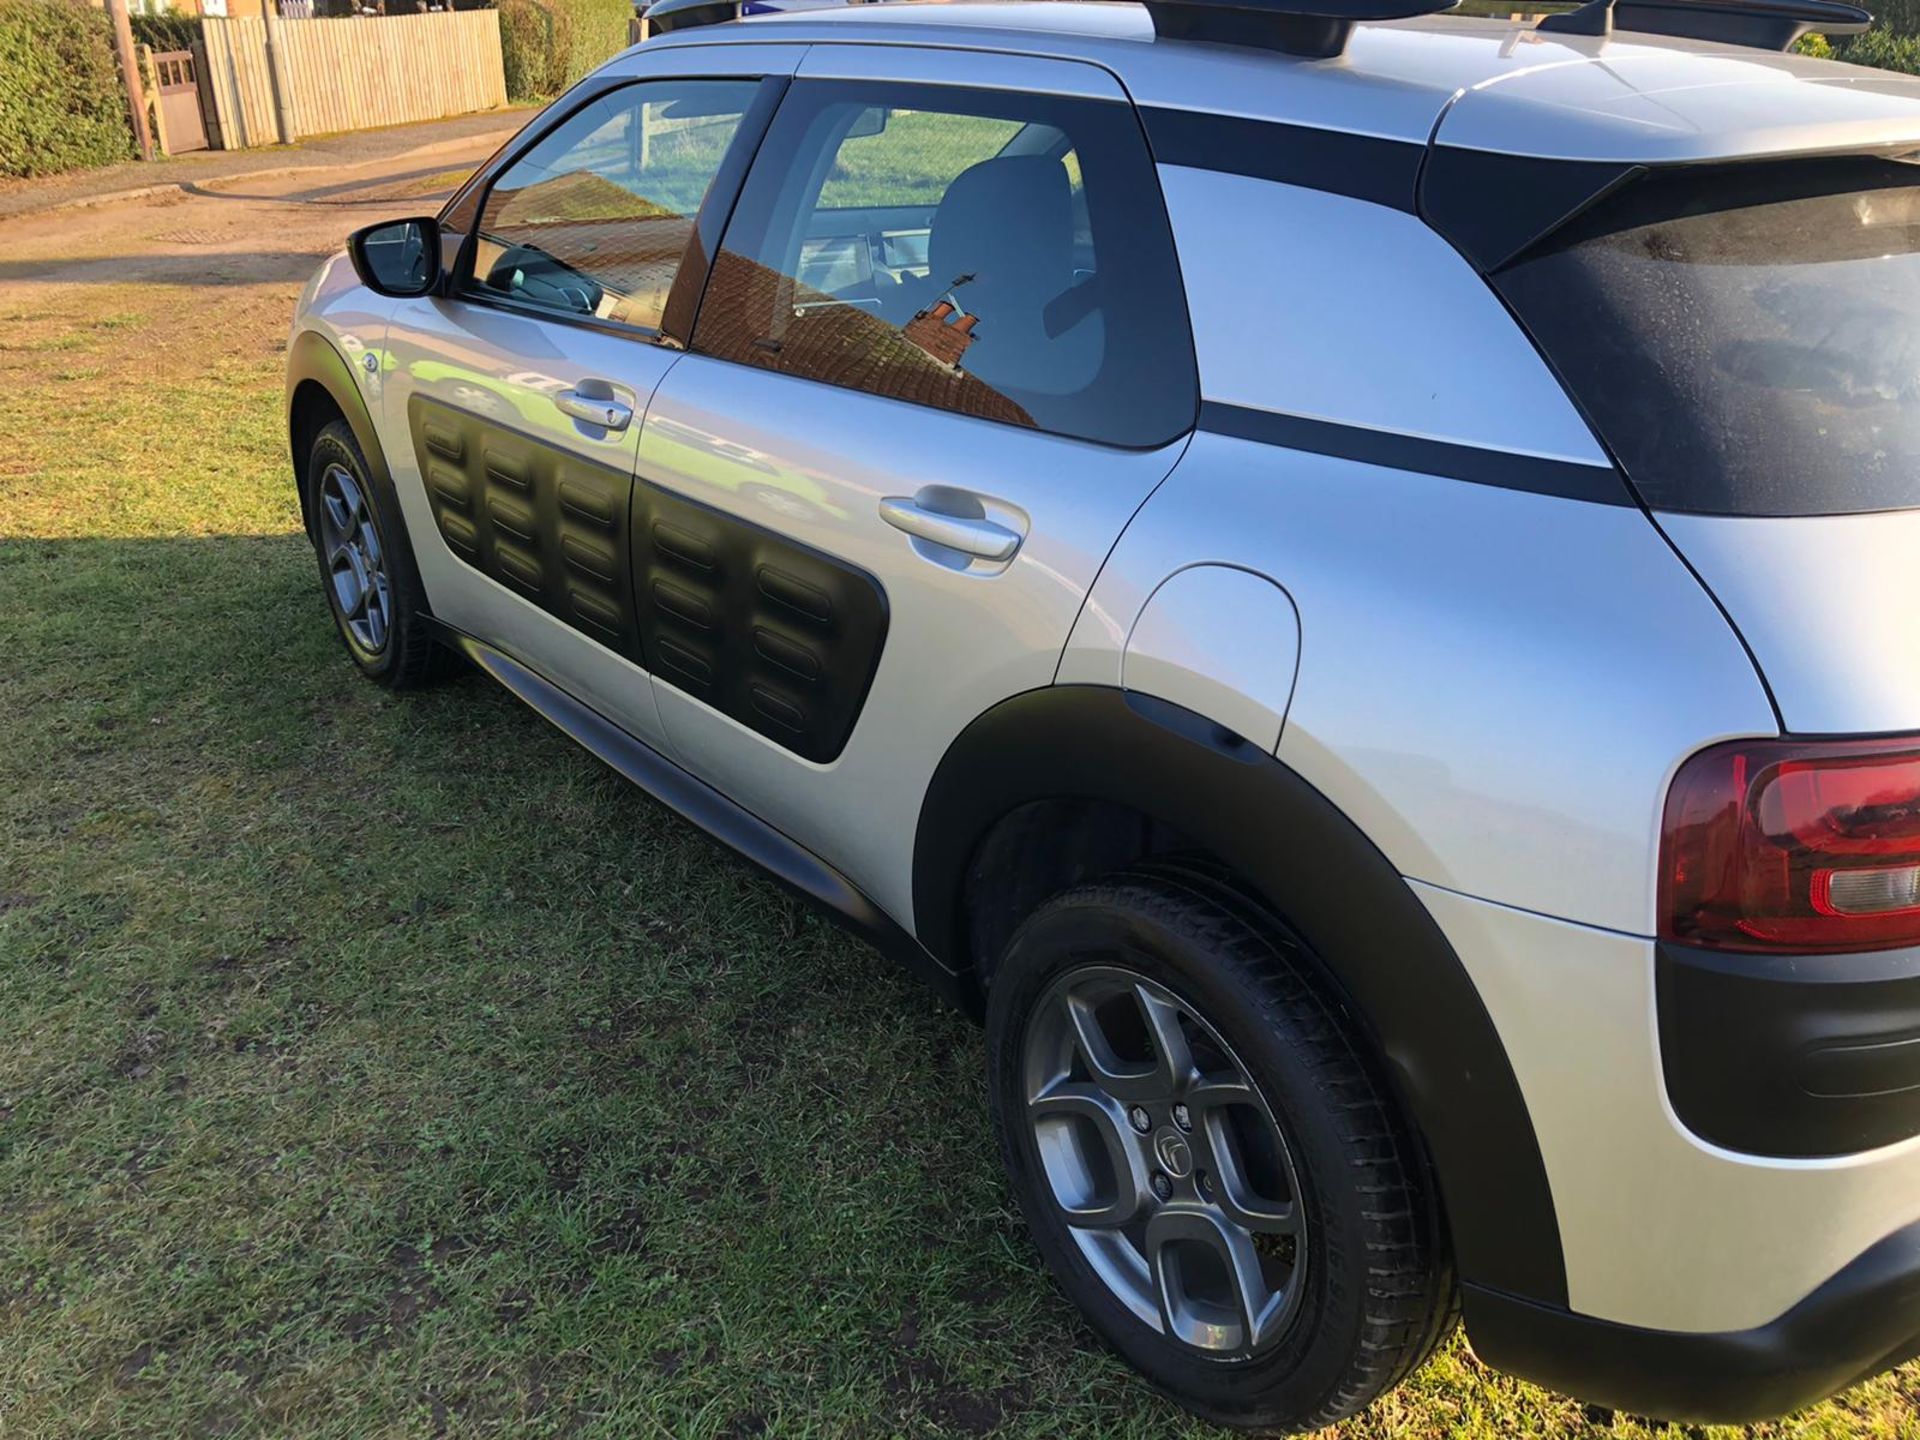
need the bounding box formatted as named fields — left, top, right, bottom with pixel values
left=985, top=867, right=1456, bottom=1433
left=304, top=419, right=444, bottom=688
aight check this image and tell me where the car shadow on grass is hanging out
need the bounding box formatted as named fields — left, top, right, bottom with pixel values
left=0, top=531, right=1191, bottom=1438
left=0, top=253, right=331, bottom=287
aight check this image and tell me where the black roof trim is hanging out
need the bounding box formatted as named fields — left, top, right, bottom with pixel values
left=1199, top=401, right=1633, bottom=504
left=1142, top=106, right=1425, bottom=210
left=1418, top=147, right=1645, bottom=273
left=1538, top=0, right=1870, bottom=49
left=1144, top=0, right=1459, bottom=59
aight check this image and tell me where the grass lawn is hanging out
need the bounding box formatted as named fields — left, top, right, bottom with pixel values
left=0, top=267, right=1916, bottom=1439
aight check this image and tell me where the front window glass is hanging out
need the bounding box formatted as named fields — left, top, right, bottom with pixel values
left=1498, top=158, right=1920, bottom=516
left=469, top=78, right=760, bottom=331
left=690, top=80, right=1195, bottom=449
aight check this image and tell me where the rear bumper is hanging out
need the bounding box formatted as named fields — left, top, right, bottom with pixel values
left=1658, top=941, right=1920, bottom=1158
left=1463, top=1219, right=1920, bottom=1423
left=1412, top=881, right=1920, bottom=1350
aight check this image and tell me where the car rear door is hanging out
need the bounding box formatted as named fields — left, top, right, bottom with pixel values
left=377, top=46, right=800, bottom=749
left=631, top=46, right=1199, bottom=924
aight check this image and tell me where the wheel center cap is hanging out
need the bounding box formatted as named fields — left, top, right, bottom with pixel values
left=1152, top=1127, right=1193, bottom=1179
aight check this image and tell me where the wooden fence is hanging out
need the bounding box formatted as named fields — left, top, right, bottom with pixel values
left=198, top=11, right=507, bottom=150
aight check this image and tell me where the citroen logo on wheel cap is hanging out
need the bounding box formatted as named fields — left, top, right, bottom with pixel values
left=1153, top=1127, right=1193, bottom=1179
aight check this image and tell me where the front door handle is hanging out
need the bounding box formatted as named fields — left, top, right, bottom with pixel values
left=556, top=385, right=633, bottom=432
left=878, top=496, right=1023, bottom=561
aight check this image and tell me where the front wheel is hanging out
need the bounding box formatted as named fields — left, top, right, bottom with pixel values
left=985, top=867, right=1456, bottom=1433
left=304, top=418, right=444, bottom=688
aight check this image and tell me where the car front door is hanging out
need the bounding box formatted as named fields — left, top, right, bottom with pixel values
left=378, top=47, right=800, bottom=749
left=631, top=46, right=1200, bottom=924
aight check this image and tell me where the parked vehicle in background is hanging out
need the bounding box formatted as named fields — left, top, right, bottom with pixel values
left=286, top=0, right=1920, bottom=1426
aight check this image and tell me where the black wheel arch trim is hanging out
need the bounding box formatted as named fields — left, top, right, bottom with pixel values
left=286, top=328, right=393, bottom=542
left=913, top=683, right=1568, bottom=1306
left=1462, top=1217, right=1920, bottom=1423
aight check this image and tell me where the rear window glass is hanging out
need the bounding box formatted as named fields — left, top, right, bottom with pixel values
left=1496, top=158, right=1920, bottom=516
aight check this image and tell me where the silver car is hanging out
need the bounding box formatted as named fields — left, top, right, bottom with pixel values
left=286, top=0, right=1920, bottom=1426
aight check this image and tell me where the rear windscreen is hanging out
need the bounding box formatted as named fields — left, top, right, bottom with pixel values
left=1496, top=158, right=1920, bottom=517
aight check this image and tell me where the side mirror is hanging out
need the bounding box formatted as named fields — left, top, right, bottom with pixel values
left=347, top=217, right=442, bottom=298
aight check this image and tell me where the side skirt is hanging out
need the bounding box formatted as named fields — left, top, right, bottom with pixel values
left=428, top=621, right=975, bottom=1014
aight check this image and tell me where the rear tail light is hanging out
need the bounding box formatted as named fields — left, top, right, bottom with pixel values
left=1661, top=736, right=1920, bottom=953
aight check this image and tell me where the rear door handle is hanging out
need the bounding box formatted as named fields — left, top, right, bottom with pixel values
left=878, top=497, right=1023, bottom=561
left=556, top=385, right=633, bottom=431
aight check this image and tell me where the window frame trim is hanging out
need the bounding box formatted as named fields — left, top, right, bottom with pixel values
left=435, top=70, right=791, bottom=349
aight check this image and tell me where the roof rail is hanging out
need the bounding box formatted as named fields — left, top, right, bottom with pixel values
left=1537, top=0, right=1870, bottom=49
left=647, top=0, right=1460, bottom=58
left=642, top=0, right=852, bottom=37
left=644, top=0, right=1862, bottom=57
left=1144, top=0, right=1460, bottom=58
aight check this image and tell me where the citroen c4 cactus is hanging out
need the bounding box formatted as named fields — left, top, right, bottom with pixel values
left=287, top=0, right=1920, bottom=1426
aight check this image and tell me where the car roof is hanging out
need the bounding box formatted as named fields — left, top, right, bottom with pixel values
left=640, top=0, right=1920, bottom=163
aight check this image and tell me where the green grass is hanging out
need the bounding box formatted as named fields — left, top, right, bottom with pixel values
left=0, top=282, right=1916, bottom=1439
left=822, top=111, right=1026, bottom=208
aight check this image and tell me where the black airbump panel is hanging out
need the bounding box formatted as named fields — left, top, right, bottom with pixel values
left=411, top=396, right=645, bottom=663
left=634, top=484, right=888, bottom=765
left=408, top=395, right=887, bottom=764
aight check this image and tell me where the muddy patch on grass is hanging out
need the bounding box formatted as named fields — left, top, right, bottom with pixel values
left=114, top=1341, right=158, bottom=1388
left=340, top=1235, right=476, bottom=1349
left=540, top=1137, right=587, bottom=1195
left=111, top=1027, right=169, bottom=1082
left=589, top=1203, right=649, bottom=1257
left=493, top=1286, right=533, bottom=1327
left=879, top=1308, right=1032, bottom=1436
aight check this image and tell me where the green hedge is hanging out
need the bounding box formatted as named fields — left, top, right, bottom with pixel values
left=129, top=10, right=200, bottom=52
left=562, top=0, right=630, bottom=85
left=497, top=0, right=629, bottom=102
left=1860, top=0, right=1920, bottom=35
left=0, top=0, right=134, bottom=178
left=1807, top=0, right=1920, bottom=68
left=498, top=0, right=570, bottom=100
left=1836, top=24, right=1920, bottom=70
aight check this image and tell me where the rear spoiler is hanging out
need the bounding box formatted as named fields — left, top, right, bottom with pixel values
left=1538, top=0, right=1870, bottom=50
left=642, top=0, right=850, bottom=36
left=1422, top=143, right=1920, bottom=273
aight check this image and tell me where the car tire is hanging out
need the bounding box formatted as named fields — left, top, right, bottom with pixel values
left=304, top=418, right=445, bottom=688
left=985, top=864, right=1457, bottom=1434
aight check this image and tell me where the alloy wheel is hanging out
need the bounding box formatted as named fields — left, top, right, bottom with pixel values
left=1021, top=964, right=1308, bottom=1358
left=318, top=461, right=391, bottom=655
